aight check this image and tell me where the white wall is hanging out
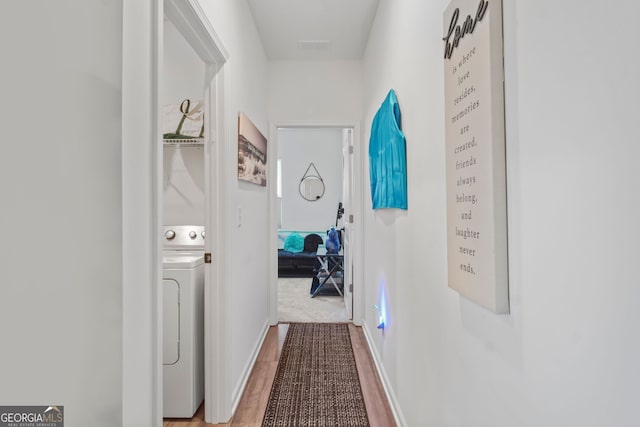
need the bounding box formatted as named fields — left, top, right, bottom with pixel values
left=198, top=0, right=271, bottom=412
left=163, top=19, right=206, bottom=226
left=0, top=2, right=124, bottom=426
left=163, top=145, right=205, bottom=225
left=163, top=18, right=206, bottom=108
left=279, top=128, right=343, bottom=231
left=362, top=1, right=640, bottom=426
left=269, top=60, right=363, bottom=124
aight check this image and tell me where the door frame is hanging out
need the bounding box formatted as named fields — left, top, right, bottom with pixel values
left=342, top=128, right=354, bottom=319
left=268, top=122, right=364, bottom=326
left=122, top=0, right=230, bottom=424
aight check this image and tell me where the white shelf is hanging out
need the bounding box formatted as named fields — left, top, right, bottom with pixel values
left=163, top=138, right=204, bottom=147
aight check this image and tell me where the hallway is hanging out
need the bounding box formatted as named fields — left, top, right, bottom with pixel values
left=163, top=324, right=395, bottom=426
left=3, top=1, right=640, bottom=425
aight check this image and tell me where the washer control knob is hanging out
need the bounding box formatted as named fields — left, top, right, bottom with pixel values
left=201, top=231, right=206, bottom=239
left=189, top=231, right=197, bottom=239
left=165, top=230, right=176, bottom=240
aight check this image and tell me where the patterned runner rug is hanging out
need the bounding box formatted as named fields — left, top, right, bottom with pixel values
left=262, top=323, right=370, bottom=426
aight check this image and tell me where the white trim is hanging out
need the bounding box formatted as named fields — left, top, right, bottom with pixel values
left=362, top=322, right=407, bottom=427
left=204, top=63, right=232, bottom=423
left=163, top=2, right=230, bottom=423
left=268, top=124, right=279, bottom=325
left=122, top=1, right=163, bottom=425
left=268, top=121, right=364, bottom=327
left=231, top=320, right=271, bottom=413
left=164, top=0, right=229, bottom=63
left=351, top=122, right=364, bottom=326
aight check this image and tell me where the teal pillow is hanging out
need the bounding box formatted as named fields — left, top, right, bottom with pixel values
left=283, top=233, right=304, bottom=253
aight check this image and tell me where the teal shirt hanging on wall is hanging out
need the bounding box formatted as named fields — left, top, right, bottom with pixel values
left=369, top=89, right=408, bottom=210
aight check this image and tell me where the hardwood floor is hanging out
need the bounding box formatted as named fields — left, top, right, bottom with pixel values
left=163, top=323, right=395, bottom=427
left=348, top=325, right=396, bottom=427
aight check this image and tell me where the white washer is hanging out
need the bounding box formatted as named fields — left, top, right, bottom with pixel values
left=162, top=225, right=205, bottom=418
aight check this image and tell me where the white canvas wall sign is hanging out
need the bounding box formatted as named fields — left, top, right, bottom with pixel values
left=443, top=0, right=509, bottom=313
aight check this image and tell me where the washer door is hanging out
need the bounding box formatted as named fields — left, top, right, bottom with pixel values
left=163, top=279, right=180, bottom=365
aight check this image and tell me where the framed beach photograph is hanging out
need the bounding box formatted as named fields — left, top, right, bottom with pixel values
left=238, top=113, right=267, bottom=186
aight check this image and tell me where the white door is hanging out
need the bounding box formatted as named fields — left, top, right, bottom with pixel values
left=342, top=129, right=354, bottom=319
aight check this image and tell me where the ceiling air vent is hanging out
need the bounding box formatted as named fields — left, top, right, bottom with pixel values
left=297, top=40, right=330, bottom=50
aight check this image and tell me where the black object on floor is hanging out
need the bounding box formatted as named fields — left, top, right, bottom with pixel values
left=310, top=276, right=343, bottom=296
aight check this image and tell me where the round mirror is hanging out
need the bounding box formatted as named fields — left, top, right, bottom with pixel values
left=299, top=176, right=325, bottom=201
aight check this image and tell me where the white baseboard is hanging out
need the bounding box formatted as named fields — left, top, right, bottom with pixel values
left=362, top=321, right=408, bottom=427
left=231, top=319, right=270, bottom=414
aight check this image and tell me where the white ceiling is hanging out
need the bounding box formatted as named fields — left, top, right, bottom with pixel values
left=246, top=0, right=380, bottom=60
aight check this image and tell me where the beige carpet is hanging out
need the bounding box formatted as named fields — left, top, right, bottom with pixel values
left=278, top=278, right=348, bottom=323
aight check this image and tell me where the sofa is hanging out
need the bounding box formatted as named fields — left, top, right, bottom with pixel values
left=278, top=233, right=323, bottom=277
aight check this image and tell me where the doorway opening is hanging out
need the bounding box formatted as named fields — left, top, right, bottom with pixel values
left=271, top=126, right=360, bottom=324
left=122, top=1, right=229, bottom=425
left=163, top=0, right=229, bottom=423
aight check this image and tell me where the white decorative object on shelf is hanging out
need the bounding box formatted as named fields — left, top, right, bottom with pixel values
left=163, top=99, right=205, bottom=140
